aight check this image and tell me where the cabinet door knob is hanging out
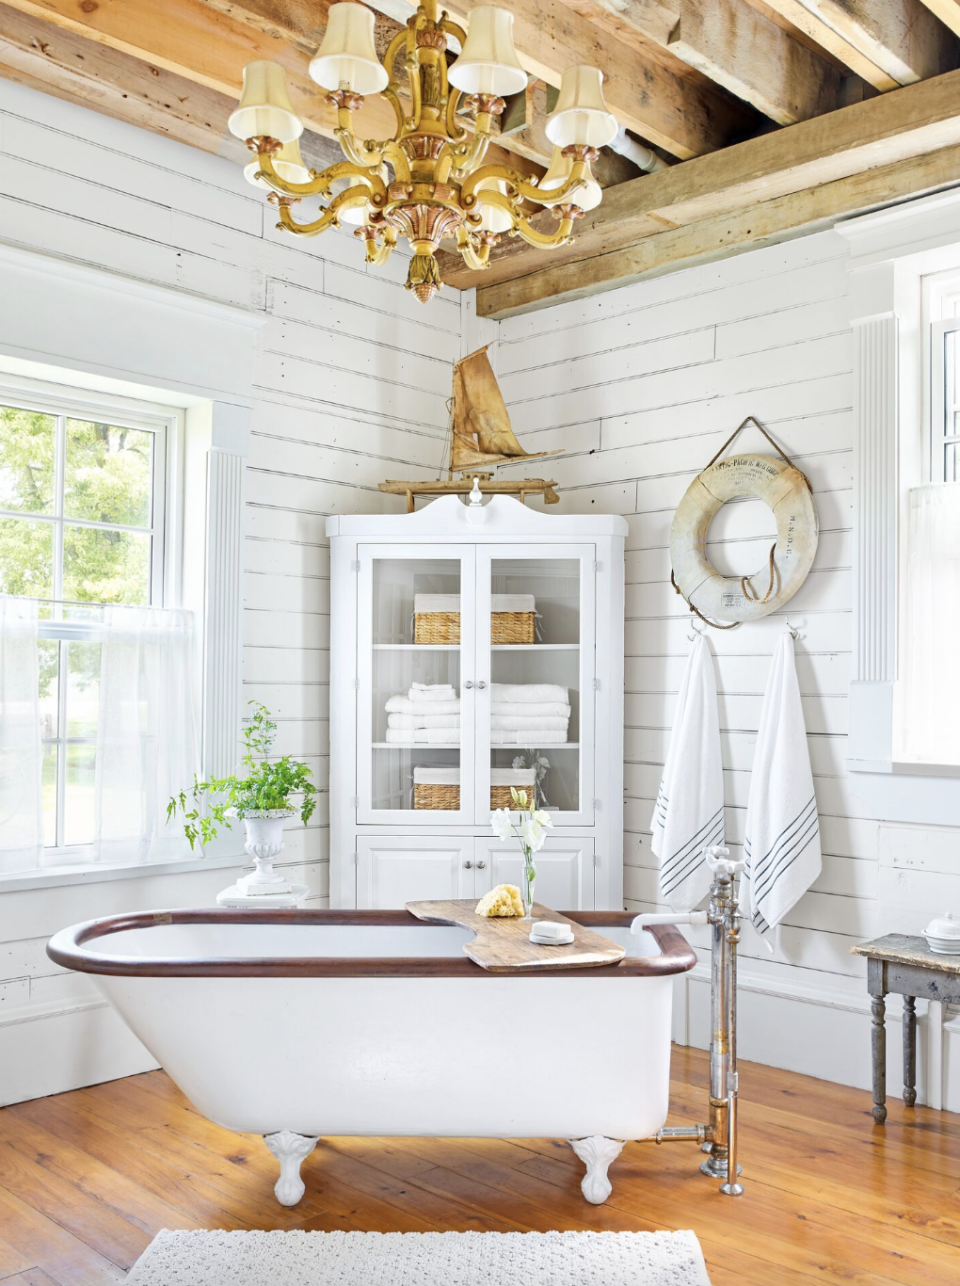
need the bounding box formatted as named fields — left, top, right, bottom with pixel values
left=477, top=680, right=487, bottom=690
left=464, top=860, right=473, bottom=869
left=463, top=680, right=474, bottom=690
left=476, top=860, right=486, bottom=869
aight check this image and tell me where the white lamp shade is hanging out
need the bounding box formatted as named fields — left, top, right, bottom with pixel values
left=243, top=137, right=312, bottom=189
left=310, top=3, right=389, bottom=95
left=229, top=61, right=303, bottom=143
left=448, top=6, right=528, bottom=97
left=545, top=65, right=617, bottom=148
left=475, top=179, right=514, bottom=233
left=537, top=146, right=602, bottom=211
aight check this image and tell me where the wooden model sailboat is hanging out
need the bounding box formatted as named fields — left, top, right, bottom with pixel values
left=380, top=346, right=561, bottom=511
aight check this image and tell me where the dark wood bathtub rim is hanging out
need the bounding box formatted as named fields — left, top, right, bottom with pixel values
left=47, top=908, right=697, bottom=979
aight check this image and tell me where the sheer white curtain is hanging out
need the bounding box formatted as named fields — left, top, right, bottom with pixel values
left=94, top=606, right=199, bottom=864
left=0, top=597, right=43, bottom=873
left=901, top=483, right=960, bottom=765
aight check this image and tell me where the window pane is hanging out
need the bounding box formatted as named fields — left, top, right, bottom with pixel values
left=0, top=405, right=56, bottom=514
left=64, top=420, right=153, bottom=528
left=38, top=638, right=59, bottom=739
left=947, top=442, right=959, bottom=483
left=41, top=744, right=58, bottom=847
left=66, top=641, right=101, bottom=739
left=63, top=525, right=151, bottom=604
left=0, top=516, right=53, bottom=598
left=64, top=743, right=96, bottom=846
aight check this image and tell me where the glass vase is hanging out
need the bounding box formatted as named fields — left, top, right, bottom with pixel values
left=521, top=858, right=536, bottom=919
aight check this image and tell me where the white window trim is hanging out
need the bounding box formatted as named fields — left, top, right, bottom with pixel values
left=0, top=243, right=264, bottom=889
left=835, top=190, right=960, bottom=822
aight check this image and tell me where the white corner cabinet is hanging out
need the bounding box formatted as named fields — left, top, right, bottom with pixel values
left=326, top=495, right=627, bottom=911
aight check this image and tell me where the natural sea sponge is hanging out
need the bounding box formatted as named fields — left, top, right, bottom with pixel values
left=475, top=883, right=524, bottom=917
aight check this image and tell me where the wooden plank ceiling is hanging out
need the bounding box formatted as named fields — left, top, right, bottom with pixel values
left=1, top=0, right=959, bottom=316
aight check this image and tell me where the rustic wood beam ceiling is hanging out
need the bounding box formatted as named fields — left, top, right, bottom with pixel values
left=1, top=0, right=959, bottom=315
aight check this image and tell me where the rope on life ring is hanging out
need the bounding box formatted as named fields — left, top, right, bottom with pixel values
left=669, top=417, right=819, bottom=629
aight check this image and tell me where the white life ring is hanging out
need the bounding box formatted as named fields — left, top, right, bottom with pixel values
left=670, top=454, right=818, bottom=625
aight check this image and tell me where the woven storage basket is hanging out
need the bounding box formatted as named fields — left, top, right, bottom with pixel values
left=413, top=782, right=533, bottom=810
left=414, top=611, right=535, bottom=645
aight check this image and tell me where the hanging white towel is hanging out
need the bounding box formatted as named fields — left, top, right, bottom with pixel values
left=743, top=633, right=821, bottom=938
left=651, top=633, right=724, bottom=912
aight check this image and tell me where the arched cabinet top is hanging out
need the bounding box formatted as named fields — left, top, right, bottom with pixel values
left=326, top=494, right=628, bottom=540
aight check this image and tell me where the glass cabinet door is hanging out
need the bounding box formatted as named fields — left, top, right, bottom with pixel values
left=356, top=545, right=475, bottom=824
left=475, top=545, right=595, bottom=826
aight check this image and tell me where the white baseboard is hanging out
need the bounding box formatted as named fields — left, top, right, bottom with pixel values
left=677, top=964, right=960, bottom=1113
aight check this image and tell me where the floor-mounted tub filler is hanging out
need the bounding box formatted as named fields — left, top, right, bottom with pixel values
left=47, top=856, right=744, bottom=1207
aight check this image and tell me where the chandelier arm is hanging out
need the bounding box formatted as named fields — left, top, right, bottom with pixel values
left=334, top=126, right=386, bottom=169
left=405, top=48, right=422, bottom=131
left=456, top=227, right=493, bottom=271
left=444, top=87, right=468, bottom=146
left=515, top=211, right=579, bottom=249
left=255, top=151, right=387, bottom=201
left=275, top=186, right=375, bottom=238
left=382, top=140, right=412, bottom=184
left=357, top=225, right=398, bottom=267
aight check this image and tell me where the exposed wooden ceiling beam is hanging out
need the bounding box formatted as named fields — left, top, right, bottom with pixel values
left=474, top=140, right=960, bottom=317
left=0, top=2, right=342, bottom=169
left=917, top=0, right=960, bottom=38
left=394, top=0, right=758, bottom=159
left=0, top=0, right=538, bottom=177
left=443, top=66, right=960, bottom=307
left=759, top=0, right=959, bottom=90
left=557, top=0, right=854, bottom=125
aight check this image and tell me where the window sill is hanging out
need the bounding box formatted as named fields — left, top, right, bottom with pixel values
left=847, top=759, right=960, bottom=778
left=0, top=849, right=246, bottom=893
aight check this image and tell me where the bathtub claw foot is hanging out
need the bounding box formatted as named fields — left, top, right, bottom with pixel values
left=569, top=1135, right=624, bottom=1204
left=264, top=1130, right=320, bottom=1207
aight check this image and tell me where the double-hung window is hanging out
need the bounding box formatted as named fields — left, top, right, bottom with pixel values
left=930, top=282, right=960, bottom=483
left=0, top=383, right=174, bottom=862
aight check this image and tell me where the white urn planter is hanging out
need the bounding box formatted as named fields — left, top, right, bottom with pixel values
left=216, top=810, right=309, bottom=909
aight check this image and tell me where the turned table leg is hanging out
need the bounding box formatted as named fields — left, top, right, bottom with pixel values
left=903, top=996, right=917, bottom=1108
left=871, top=993, right=887, bottom=1125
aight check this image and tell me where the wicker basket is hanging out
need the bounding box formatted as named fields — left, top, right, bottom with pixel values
left=414, top=611, right=535, bottom=646
left=413, top=783, right=533, bottom=810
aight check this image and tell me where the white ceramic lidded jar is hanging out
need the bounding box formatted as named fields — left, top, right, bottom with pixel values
left=923, top=912, right=960, bottom=954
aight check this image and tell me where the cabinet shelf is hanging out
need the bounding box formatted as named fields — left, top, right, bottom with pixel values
left=372, top=742, right=580, bottom=750
left=372, top=643, right=578, bottom=651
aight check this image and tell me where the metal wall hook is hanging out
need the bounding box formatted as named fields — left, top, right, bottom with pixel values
left=784, top=619, right=802, bottom=640
left=687, top=619, right=706, bottom=642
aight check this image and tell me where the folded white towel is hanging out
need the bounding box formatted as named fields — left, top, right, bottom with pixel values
left=386, top=696, right=460, bottom=715
left=490, top=729, right=568, bottom=744
left=385, top=728, right=460, bottom=744
left=414, top=594, right=536, bottom=614
left=490, top=683, right=568, bottom=705
left=412, top=767, right=536, bottom=787
left=492, top=701, right=571, bottom=719
left=651, top=634, right=724, bottom=913
left=388, top=713, right=460, bottom=730
left=409, top=683, right=457, bottom=703
left=490, top=716, right=569, bottom=732
left=743, top=633, right=821, bottom=938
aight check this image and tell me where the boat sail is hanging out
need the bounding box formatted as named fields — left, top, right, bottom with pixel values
left=448, top=345, right=558, bottom=475
left=379, top=345, right=561, bottom=511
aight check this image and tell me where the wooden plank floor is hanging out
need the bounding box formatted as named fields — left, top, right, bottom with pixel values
left=0, top=1046, right=958, bottom=1285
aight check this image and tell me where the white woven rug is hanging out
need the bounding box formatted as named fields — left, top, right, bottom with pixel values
left=127, top=1229, right=712, bottom=1285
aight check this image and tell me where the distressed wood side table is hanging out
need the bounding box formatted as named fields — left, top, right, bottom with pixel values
left=852, top=934, right=960, bottom=1124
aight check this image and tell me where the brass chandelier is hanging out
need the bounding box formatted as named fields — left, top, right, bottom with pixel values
left=228, top=2, right=617, bottom=303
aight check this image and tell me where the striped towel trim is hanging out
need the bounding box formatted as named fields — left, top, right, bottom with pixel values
left=746, top=797, right=820, bottom=932
left=659, top=805, right=724, bottom=899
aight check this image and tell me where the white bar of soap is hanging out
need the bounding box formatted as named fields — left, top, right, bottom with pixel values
left=531, top=920, right=571, bottom=943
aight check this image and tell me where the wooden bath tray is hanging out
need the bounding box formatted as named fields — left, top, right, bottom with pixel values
left=405, top=900, right=626, bottom=973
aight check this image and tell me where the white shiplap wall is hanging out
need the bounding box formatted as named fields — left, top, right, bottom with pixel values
left=496, top=229, right=960, bottom=1105
left=0, top=80, right=461, bottom=1104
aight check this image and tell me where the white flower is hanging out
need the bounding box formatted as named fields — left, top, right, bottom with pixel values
left=512, top=756, right=526, bottom=770
left=518, top=815, right=547, bottom=852
left=490, top=808, right=514, bottom=842
left=531, top=809, right=553, bottom=830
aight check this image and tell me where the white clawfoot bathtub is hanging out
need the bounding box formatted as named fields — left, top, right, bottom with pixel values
left=48, top=909, right=695, bottom=1206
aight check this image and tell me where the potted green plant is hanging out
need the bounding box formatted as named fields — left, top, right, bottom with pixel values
left=168, top=702, right=316, bottom=895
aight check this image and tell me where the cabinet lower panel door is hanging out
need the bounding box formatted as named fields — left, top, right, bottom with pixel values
left=478, top=837, right=595, bottom=910
left=356, top=835, right=475, bottom=908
